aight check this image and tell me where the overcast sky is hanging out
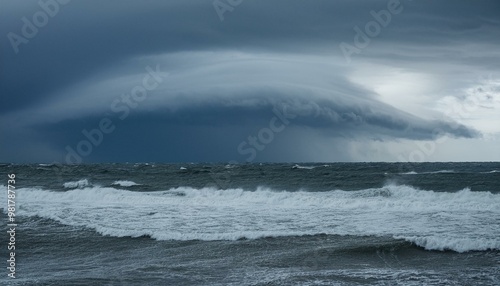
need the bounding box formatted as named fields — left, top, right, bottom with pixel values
left=1, top=0, right=499, bottom=163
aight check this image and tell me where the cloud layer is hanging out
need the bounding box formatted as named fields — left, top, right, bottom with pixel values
left=1, top=0, right=499, bottom=163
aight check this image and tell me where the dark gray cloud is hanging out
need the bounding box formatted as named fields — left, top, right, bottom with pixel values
left=1, top=0, right=499, bottom=163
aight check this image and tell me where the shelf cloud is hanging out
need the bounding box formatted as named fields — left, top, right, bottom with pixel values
left=1, top=0, right=499, bottom=163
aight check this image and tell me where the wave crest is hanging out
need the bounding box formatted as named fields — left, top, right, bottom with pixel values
left=112, top=180, right=140, bottom=187
left=63, top=179, right=90, bottom=189
left=4, top=184, right=500, bottom=253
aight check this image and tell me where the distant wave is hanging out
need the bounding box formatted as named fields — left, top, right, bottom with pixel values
left=400, top=170, right=455, bottom=175
left=38, top=163, right=55, bottom=167
left=133, top=163, right=151, bottom=166
left=5, top=184, right=500, bottom=253
left=400, top=170, right=499, bottom=175
left=112, top=180, right=140, bottom=187
left=430, top=170, right=455, bottom=174
left=291, top=164, right=316, bottom=170
left=63, top=179, right=90, bottom=189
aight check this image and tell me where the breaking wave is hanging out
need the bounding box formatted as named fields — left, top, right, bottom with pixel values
left=62, top=179, right=91, bottom=189
left=112, top=180, right=140, bottom=187
left=3, top=184, right=499, bottom=253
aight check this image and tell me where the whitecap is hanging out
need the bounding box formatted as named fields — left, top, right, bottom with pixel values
left=63, top=179, right=90, bottom=189
left=112, top=180, right=140, bottom=187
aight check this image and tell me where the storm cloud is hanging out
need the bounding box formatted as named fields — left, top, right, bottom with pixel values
left=1, top=0, right=499, bottom=163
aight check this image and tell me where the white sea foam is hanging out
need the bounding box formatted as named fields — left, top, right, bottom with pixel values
left=397, top=236, right=500, bottom=253
left=403, top=170, right=499, bottom=175
left=62, top=179, right=90, bottom=189
left=111, top=180, right=140, bottom=187
left=292, top=164, right=315, bottom=170
left=4, top=184, right=500, bottom=252
left=400, top=170, right=455, bottom=175
left=430, top=170, right=454, bottom=174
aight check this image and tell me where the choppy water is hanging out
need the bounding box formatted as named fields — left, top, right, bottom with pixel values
left=1, top=162, right=499, bottom=285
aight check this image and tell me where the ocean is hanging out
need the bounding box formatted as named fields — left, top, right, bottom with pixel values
left=1, top=162, right=499, bottom=285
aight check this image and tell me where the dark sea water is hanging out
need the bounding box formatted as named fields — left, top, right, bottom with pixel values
left=1, top=162, right=499, bottom=285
